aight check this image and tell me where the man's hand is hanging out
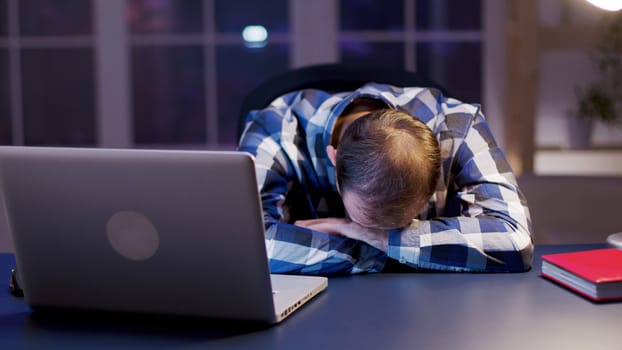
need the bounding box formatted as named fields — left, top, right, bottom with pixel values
left=294, top=218, right=389, bottom=252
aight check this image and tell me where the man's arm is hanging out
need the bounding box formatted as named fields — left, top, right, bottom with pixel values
left=264, top=222, right=386, bottom=275
left=387, top=111, right=534, bottom=272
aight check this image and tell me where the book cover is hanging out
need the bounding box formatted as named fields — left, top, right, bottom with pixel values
left=541, top=248, right=622, bottom=302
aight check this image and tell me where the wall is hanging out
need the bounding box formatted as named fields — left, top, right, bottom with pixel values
left=519, top=174, right=622, bottom=244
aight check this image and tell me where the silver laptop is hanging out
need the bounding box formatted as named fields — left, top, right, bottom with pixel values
left=0, top=146, right=327, bottom=324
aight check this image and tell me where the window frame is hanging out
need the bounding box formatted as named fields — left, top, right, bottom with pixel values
left=0, top=0, right=501, bottom=150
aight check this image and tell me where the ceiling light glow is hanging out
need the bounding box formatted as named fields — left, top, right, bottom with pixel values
left=242, top=25, right=268, bottom=44
left=585, top=0, right=622, bottom=11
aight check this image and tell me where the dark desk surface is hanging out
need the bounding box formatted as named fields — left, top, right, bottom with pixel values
left=2, top=245, right=621, bottom=350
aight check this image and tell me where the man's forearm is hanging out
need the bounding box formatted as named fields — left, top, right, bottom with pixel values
left=294, top=217, right=388, bottom=251
left=266, top=222, right=387, bottom=275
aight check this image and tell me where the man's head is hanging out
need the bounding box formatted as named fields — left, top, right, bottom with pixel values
left=327, top=109, right=441, bottom=229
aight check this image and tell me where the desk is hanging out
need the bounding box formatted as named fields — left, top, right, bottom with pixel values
left=1, top=245, right=621, bottom=349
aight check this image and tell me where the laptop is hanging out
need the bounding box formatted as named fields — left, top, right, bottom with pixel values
left=0, top=146, right=327, bottom=324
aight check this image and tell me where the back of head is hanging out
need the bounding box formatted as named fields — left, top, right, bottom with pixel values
left=336, top=109, right=441, bottom=229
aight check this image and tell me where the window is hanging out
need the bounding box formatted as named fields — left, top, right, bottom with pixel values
left=2, top=0, right=485, bottom=148
left=340, top=0, right=403, bottom=31
left=0, top=0, right=7, bottom=36
left=19, top=0, right=92, bottom=36
left=416, top=42, right=481, bottom=103
left=6, top=0, right=96, bottom=146
left=0, top=0, right=9, bottom=144
left=131, top=46, right=206, bottom=144
left=128, top=0, right=290, bottom=147
left=215, top=44, right=289, bottom=143
left=339, top=0, right=482, bottom=103
left=128, top=0, right=203, bottom=34
left=21, top=48, right=95, bottom=145
left=415, top=0, right=481, bottom=30
left=0, top=49, right=10, bottom=144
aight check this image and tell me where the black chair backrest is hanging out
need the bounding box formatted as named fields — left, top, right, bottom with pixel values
left=237, top=63, right=451, bottom=141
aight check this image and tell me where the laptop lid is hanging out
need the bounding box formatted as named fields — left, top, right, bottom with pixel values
left=0, top=146, right=326, bottom=323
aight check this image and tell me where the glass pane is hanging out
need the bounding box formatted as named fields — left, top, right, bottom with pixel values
left=215, top=0, right=288, bottom=34
left=340, top=42, right=404, bottom=68
left=216, top=44, right=289, bottom=144
left=416, top=42, right=481, bottom=103
left=131, top=46, right=206, bottom=144
left=127, top=0, right=203, bottom=34
left=19, top=0, right=92, bottom=36
left=340, top=0, right=403, bottom=31
left=0, top=0, right=8, bottom=36
left=415, top=0, right=481, bottom=31
left=21, top=48, right=95, bottom=145
left=0, top=49, right=11, bottom=144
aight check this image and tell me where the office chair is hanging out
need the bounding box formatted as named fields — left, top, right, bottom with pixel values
left=236, top=63, right=451, bottom=141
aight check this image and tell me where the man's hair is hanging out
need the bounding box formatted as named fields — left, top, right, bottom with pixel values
left=336, top=109, right=441, bottom=228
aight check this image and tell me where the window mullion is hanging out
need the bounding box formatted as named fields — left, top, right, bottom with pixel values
left=94, top=0, right=131, bottom=148
left=204, top=0, right=218, bottom=147
left=8, top=0, right=23, bottom=145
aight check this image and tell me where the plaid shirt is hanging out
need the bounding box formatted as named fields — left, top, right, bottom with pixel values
left=238, top=83, right=534, bottom=274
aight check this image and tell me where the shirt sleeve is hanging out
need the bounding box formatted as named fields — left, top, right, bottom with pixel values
left=386, top=111, right=534, bottom=272
left=238, top=98, right=387, bottom=275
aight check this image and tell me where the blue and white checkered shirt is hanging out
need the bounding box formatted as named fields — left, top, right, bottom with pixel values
left=238, top=83, right=534, bottom=274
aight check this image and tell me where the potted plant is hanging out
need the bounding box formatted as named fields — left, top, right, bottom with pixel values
left=569, top=11, right=622, bottom=149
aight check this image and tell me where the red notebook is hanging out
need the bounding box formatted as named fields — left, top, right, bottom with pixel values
left=541, top=248, right=622, bottom=302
